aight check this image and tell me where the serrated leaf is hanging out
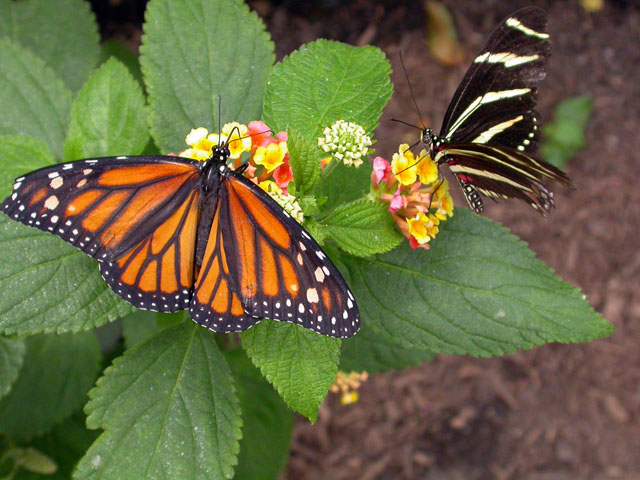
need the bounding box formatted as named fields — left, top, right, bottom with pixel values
left=0, top=38, right=72, bottom=159
left=321, top=197, right=403, bottom=257
left=340, top=322, right=434, bottom=374
left=0, top=335, right=25, bottom=399
left=13, top=413, right=99, bottom=480
left=0, top=332, right=101, bottom=441
left=0, top=215, right=135, bottom=335
left=342, top=209, right=613, bottom=357
left=240, top=320, right=340, bottom=422
left=64, top=58, right=149, bottom=161
left=0, top=0, right=100, bottom=92
left=76, top=322, right=241, bottom=480
left=287, top=129, right=321, bottom=196
left=226, top=349, right=293, bottom=480
left=0, top=136, right=56, bottom=193
left=140, top=0, right=275, bottom=153
left=263, top=40, right=392, bottom=144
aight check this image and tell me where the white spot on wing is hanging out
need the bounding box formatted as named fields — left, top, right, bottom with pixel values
left=314, top=267, right=325, bottom=282
left=306, top=288, right=319, bottom=303
left=44, top=196, right=59, bottom=210
left=50, top=177, right=64, bottom=189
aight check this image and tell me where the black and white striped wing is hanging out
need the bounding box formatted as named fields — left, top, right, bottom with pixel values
left=440, top=7, right=550, bottom=151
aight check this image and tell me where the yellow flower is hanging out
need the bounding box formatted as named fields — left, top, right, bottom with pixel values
left=433, top=179, right=454, bottom=220
left=253, top=142, right=287, bottom=172
left=416, top=150, right=439, bottom=185
left=391, top=144, right=418, bottom=185
left=407, top=212, right=440, bottom=245
left=182, top=127, right=215, bottom=161
left=221, top=122, right=252, bottom=159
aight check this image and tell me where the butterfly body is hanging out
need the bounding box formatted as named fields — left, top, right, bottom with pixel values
left=411, top=7, right=573, bottom=215
left=2, top=144, right=360, bottom=338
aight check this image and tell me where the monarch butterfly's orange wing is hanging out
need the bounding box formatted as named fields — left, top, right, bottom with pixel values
left=2, top=156, right=202, bottom=310
left=190, top=198, right=260, bottom=332
left=217, top=173, right=359, bottom=338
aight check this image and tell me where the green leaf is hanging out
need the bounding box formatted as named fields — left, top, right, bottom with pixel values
left=287, top=129, right=321, bottom=196
left=0, top=336, right=25, bottom=399
left=100, top=39, right=143, bottom=86
left=226, top=349, right=293, bottom=480
left=140, top=0, right=275, bottom=153
left=0, top=0, right=100, bottom=92
left=0, top=136, right=56, bottom=194
left=240, top=320, right=340, bottom=423
left=0, top=215, right=134, bottom=335
left=122, top=310, right=187, bottom=350
left=64, top=58, right=149, bottom=161
left=340, top=322, right=434, bottom=374
left=263, top=39, right=392, bottom=141
left=0, top=332, right=101, bottom=441
left=541, top=96, right=592, bottom=168
left=321, top=197, right=403, bottom=257
left=0, top=38, right=72, bottom=159
left=13, top=413, right=99, bottom=480
left=342, top=209, right=614, bottom=357
left=315, top=160, right=372, bottom=212
left=76, top=322, right=242, bottom=480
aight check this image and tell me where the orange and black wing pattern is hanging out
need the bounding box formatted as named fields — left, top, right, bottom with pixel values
left=190, top=196, right=261, bottom=332
left=212, top=172, right=359, bottom=338
left=2, top=156, right=201, bottom=310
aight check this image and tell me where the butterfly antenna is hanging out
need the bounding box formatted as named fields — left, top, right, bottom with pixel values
left=427, top=178, right=444, bottom=211
left=217, top=95, right=222, bottom=140
left=390, top=118, right=422, bottom=130
left=399, top=50, right=427, bottom=130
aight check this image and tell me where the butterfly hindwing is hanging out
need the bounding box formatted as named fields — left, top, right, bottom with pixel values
left=217, top=172, right=360, bottom=338
left=190, top=195, right=261, bottom=333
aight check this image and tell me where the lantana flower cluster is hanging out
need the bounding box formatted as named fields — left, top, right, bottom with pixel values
left=318, top=120, right=372, bottom=167
left=178, top=121, right=301, bottom=221
left=372, top=144, right=454, bottom=249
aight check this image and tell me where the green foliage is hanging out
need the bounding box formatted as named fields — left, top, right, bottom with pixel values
left=263, top=39, right=392, bottom=143
left=340, top=323, right=434, bottom=374
left=0, top=0, right=100, bottom=92
left=140, top=0, right=275, bottom=153
left=0, top=336, right=25, bottom=399
left=0, top=333, right=101, bottom=441
left=0, top=0, right=613, bottom=477
left=542, top=96, right=593, bottom=168
left=241, top=320, right=340, bottom=423
left=226, top=349, right=294, bottom=480
left=0, top=215, right=134, bottom=335
left=320, top=198, right=403, bottom=257
left=64, top=58, right=149, bottom=160
left=0, top=39, right=72, bottom=159
left=8, top=413, right=99, bottom=480
left=76, top=322, right=241, bottom=480
left=343, top=209, right=613, bottom=357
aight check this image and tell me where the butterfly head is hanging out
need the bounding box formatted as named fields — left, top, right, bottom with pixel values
left=210, top=144, right=231, bottom=164
left=421, top=128, right=434, bottom=150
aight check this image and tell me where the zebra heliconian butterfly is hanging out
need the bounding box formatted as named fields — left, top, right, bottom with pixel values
left=397, top=7, right=573, bottom=216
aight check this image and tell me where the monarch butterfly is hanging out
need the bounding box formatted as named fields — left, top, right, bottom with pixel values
left=1, top=137, right=360, bottom=338
left=398, top=7, right=573, bottom=215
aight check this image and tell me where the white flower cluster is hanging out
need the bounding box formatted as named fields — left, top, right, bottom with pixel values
left=317, top=120, right=372, bottom=167
left=265, top=188, right=304, bottom=223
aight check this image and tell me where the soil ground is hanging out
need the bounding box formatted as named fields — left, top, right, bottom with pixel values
left=97, top=1, right=640, bottom=478
left=257, top=1, right=640, bottom=479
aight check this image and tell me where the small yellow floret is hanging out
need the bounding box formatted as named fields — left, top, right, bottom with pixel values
left=391, top=144, right=418, bottom=185
left=254, top=142, right=287, bottom=172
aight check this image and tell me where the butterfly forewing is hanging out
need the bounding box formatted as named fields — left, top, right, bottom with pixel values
left=218, top=173, right=360, bottom=338
left=440, top=7, right=550, bottom=150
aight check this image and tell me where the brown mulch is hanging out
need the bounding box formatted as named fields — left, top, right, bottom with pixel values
left=253, top=1, right=640, bottom=479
